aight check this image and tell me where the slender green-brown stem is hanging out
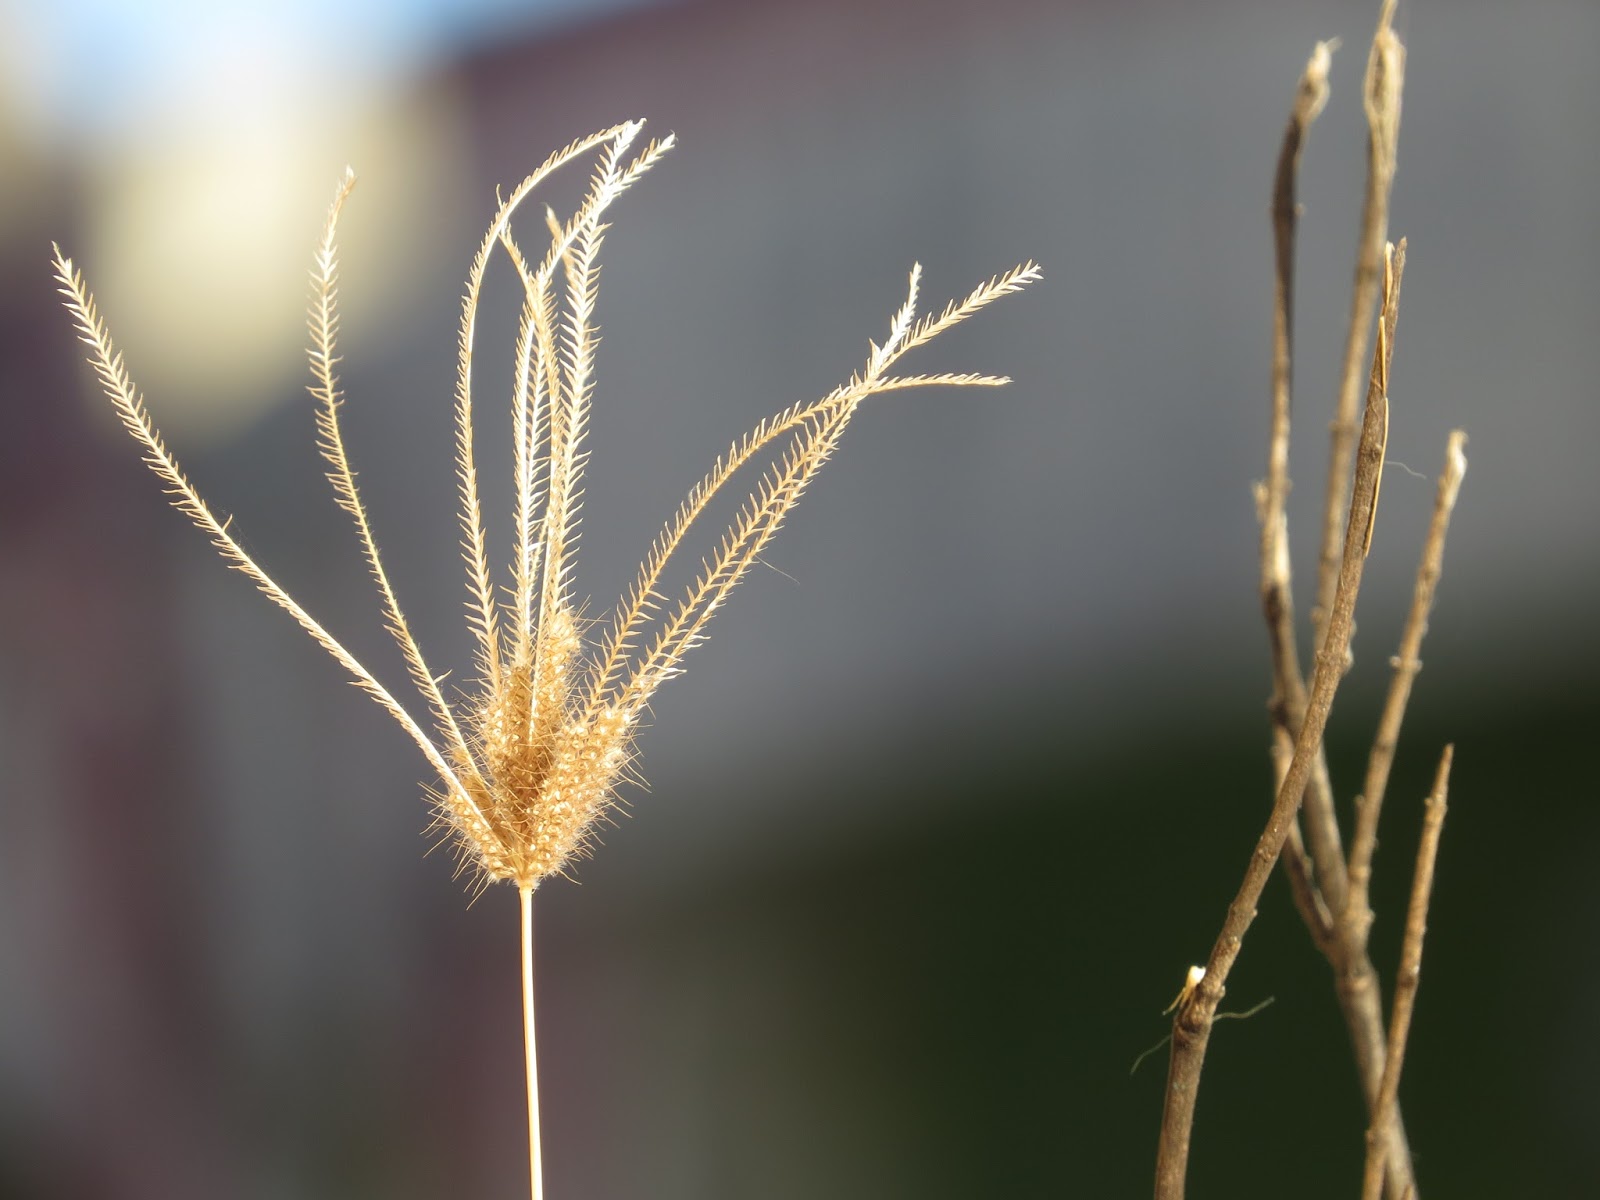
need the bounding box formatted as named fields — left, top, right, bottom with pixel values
left=521, top=886, right=544, bottom=1200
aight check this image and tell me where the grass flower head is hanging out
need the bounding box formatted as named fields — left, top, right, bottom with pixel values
left=55, top=120, right=1040, bottom=895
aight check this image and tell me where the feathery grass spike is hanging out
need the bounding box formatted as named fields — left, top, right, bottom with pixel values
left=56, top=122, right=1038, bottom=890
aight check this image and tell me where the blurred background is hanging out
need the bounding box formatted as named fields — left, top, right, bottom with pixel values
left=2, top=0, right=1596, bottom=1196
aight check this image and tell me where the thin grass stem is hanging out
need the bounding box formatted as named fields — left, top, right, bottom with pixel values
left=57, top=120, right=1038, bottom=1196
left=521, top=886, right=544, bottom=1200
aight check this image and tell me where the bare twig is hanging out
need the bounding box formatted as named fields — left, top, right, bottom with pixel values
left=1345, top=432, right=1470, bottom=936
left=1361, top=746, right=1454, bottom=1200
left=1328, top=931, right=1416, bottom=1200
left=1335, top=429, right=1465, bottom=1197
left=1269, top=721, right=1408, bottom=1159
left=1312, top=0, right=1404, bottom=648
left=1259, top=38, right=1348, bottom=938
left=1255, top=34, right=1419, bottom=1196
left=1277, top=806, right=1336, bottom=952
left=1154, top=245, right=1405, bottom=1200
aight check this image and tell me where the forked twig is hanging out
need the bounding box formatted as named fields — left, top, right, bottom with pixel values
left=1154, top=244, right=1405, bottom=1200
left=1340, top=428, right=1467, bottom=1194
left=1258, top=46, right=1413, bottom=1192
left=1254, top=12, right=1470, bottom=1195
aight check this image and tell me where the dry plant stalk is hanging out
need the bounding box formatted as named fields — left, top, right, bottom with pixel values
left=1262, top=12, right=1417, bottom=1194
left=54, top=120, right=1039, bottom=1200
left=1313, top=0, right=1404, bottom=650
left=1361, top=744, right=1453, bottom=1200
left=1155, top=238, right=1407, bottom=1200
left=1154, top=5, right=1467, bottom=1196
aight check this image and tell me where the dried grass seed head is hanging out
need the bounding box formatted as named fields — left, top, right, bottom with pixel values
left=56, top=120, right=1040, bottom=893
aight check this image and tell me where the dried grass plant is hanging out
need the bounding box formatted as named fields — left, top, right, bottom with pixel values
left=54, top=120, right=1039, bottom=1198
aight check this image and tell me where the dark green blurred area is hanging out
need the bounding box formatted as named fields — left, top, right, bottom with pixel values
left=532, top=667, right=1595, bottom=1198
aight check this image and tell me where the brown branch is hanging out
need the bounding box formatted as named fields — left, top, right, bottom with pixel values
left=1345, top=431, right=1470, bottom=935
left=1333, top=941, right=1413, bottom=1200
left=1361, top=746, right=1454, bottom=1200
left=1154, top=245, right=1405, bottom=1200
left=1277, top=788, right=1336, bottom=953
left=1307, top=226, right=1415, bottom=1199
left=1259, top=37, right=1349, bottom=933
left=1311, top=0, right=1404, bottom=649
left=1332, top=429, right=1465, bottom=1197
left=1255, top=38, right=1417, bottom=1197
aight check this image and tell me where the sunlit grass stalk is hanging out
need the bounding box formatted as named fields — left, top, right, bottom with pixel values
left=521, top=885, right=542, bottom=1200
left=55, top=121, right=1037, bottom=1194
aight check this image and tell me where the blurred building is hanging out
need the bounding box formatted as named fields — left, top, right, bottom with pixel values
left=2, top=0, right=1596, bottom=1196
